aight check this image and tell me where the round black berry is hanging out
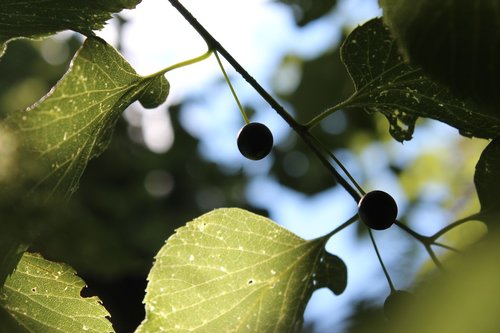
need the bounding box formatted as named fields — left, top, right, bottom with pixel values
left=237, top=122, right=273, bottom=160
left=358, top=190, right=398, bottom=230
left=383, top=290, right=413, bottom=320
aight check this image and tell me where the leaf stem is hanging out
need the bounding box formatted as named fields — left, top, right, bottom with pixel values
left=214, top=51, right=249, bottom=124
left=324, top=214, right=358, bottom=240
left=430, top=212, right=483, bottom=241
left=368, top=228, right=395, bottom=293
left=305, top=93, right=358, bottom=129
left=147, top=48, right=213, bottom=78
left=309, top=134, right=365, bottom=196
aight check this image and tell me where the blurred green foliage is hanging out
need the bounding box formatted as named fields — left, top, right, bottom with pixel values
left=276, top=0, right=337, bottom=26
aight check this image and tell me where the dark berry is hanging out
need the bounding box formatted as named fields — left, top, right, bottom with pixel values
left=383, top=290, right=413, bottom=320
left=358, top=190, right=398, bottom=230
left=237, top=122, right=273, bottom=160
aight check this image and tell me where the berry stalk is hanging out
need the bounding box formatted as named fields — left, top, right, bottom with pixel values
left=368, top=228, right=395, bottom=292
left=214, top=51, right=249, bottom=124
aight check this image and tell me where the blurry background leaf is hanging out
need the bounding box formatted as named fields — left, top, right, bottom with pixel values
left=386, top=232, right=500, bottom=333
left=275, top=0, right=337, bottom=26
left=344, top=300, right=387, bottom=333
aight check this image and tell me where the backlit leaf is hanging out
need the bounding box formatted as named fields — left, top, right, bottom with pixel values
left=340, top=18, right=500, bottom=142
left=5, top=36, right=169, bottom=200
left=0, top=252, right=113, bottom=332
left=136, top=208, right=341, bottom=333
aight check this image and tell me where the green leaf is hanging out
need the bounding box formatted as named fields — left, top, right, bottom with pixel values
left=475, top=138, right=500, bottom=217
left=5, top=36, right=169, bottom=200
left=380, top=0, right=500, bottom=106
left=340, top=18, right=500, bottom=142
left=137, top=208, right=338, bottom=333
left=314, top=252, right=347, bottom=295
left=0, top=252, right=113, bottom=333
left=0, top=0, right=141, bottom=57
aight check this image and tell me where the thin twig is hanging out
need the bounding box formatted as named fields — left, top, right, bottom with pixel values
left=425, top=245, right=444, bottom=271
left=146, top=48, right=213, bottom=78
left=309, top=133, right=365, bottom=195
left=432, top=242, right=461, bottom=253
left=395, top=220, right=426, bottom=242
left=368, top=228, right=395, bottom=292
left=430, top=212, right=483, bottom=240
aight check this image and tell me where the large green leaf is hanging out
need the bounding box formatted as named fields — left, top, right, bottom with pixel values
left=5, top=36, right=169, bottom=200
left=474, top=138, right=500, bottom=220
left=0, top=252, right=113, bottom=333
left=0, top=0, right=140, bottom=57
left=380, top=0, right=500, bottom=106
left=340, top=18, right=500, bottom=142
left=137, top=208, right=346, bottom=333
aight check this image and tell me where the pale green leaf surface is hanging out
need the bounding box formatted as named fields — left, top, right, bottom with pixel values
left=0, top=0, right=140, bottom=57
left=6, top=36, right=169, bottom=199
left=137, top=208, right=330, bottom=333
left=0, top=252, right=113, bottom=333
left=341, top=18, right=500, bottom=142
